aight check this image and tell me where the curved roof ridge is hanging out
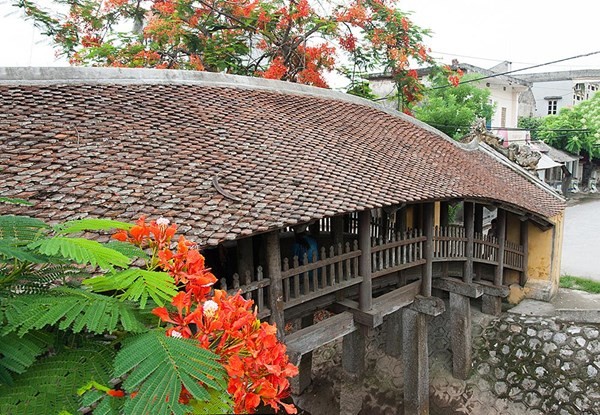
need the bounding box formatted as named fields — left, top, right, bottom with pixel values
left=0, top=66, right=461, bottom=148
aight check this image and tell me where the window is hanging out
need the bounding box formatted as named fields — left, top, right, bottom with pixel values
left=547, top=100, right=558, bottom=115
left=501, top=107, right=507, bottom=128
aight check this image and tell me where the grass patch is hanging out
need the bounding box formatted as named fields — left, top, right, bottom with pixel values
left=560, top=275, right=600, bottom=294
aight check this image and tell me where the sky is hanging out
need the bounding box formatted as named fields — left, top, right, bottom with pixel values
left=1, top=0, right=599, bottom=76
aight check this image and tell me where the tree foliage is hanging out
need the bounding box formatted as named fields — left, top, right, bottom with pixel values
left=413, top=71, right=494, bottom=139
left=533, top=92, right=600, bottom=159
left=16, top=0, right=433, bottom=108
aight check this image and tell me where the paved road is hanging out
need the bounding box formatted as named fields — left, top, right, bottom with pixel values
left=561, top=197, right=600, bottom=281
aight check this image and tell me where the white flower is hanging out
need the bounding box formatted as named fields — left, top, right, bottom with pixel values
left=156, top=217, right=170, bottom=226
left=171, top=330, right=183, bottom=338
left=203, top=300, right=218, bottom=318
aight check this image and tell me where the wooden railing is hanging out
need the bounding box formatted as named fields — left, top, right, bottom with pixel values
left=240, top=226, right=526, bottom=314
left=433, top=226, right=466, bottom=260
left=503, top=240, right=525, bottom=271
left=473, top=232, right=498, bottom=264
left=371, top=229, right=426, bottom=278
left=281, top=241, right=362, bottom=309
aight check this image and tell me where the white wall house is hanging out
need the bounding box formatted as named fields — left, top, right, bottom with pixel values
left=367, top=61, right=532, bottom=132
left=515, top=70, right=600, bottom=117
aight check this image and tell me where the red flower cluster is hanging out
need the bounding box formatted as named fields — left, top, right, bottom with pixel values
left=113, top=217, right=298, bottom=414
left=153, top=289, right=298, bottom=414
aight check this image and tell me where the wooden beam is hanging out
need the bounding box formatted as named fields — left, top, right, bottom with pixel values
left=266, top=231, right=285, bottom=340
left=463, top=202, right=474, bottom=283
left=285, top=311, right=356, bottom=366
left=422, top=203, right=434, bottom=297
left=433, top=277, right=483, bottom=298
left=359, top=210, right=372, bottom=311
left=475, top=280, right=510, bottom=297
left=332, top=299, right=383, bottom=327
left=373, top=280, right=421, bottom=318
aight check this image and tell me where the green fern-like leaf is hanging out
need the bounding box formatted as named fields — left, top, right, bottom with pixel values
left=1, top=287, right=147, bottom=336
left=0, top=331, right=53, bottom=386
left=54, top=219, right=134, bottom=234
left=0, top=345, right=114, bottom=415
left=6, top=264, right=86, bottom=294
left=105, top=241, right=149, bottom=260
left=190, top=388, right=235, bottom=414
left=0, top=215, right=49, bottom=243
left=84, top=269, right=178, bottom=308
left=0, top=239, right=52, bottom=263
left=29, top=237, right=131, bottom=270
left=115, top=330, right=229, bottom=415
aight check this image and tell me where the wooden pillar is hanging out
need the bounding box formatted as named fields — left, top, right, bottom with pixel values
left=474, top=204, right=483, bottom=281
left=520, top=219, right=529, bottom=285
left=463, top=202, right=474, bottom=283
left=358, top=210, right=372, bottom=311
left=266, top=231, right=285, bottom=339
left=236, top=236, right=254, bottom=278
left=495, top=209, right=506, bottom=286
left=482, top=209, right=506, bottom=316
left=422, top=203, right=434, bottom=297
left=331, top=215, right=344, bottom=248
left=450, top=292, right=472, bottom=380
left=403, top=309, right=429, bottom=415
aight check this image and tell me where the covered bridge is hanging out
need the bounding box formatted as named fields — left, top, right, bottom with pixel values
left=0, top=67, right=565, bottom=414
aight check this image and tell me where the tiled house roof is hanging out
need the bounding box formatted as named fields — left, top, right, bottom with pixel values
left=0, top=68, right=564, bottom=246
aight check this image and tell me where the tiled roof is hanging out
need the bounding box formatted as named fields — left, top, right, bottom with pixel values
left=0, top=68, right=564, bottom=246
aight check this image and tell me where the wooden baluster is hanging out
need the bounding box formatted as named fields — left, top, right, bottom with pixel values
left=233, top=273, right=240, bottom=292
left=283, top=258, right=290, bottom=301
left=337, top=242, right=344, bottom=281
left=320, top=247, right=327, bottom=289
left=420, top=228, right=424, bottom=261
left=244, top=271, right=252, bottom=300
left=311, top=250, right=318, bottom=290
left=345, top=242, right=351, bottom=280
left=377, top=236, right=383, bottom=271
left=330, top=246, right=336, bottom=285
left=390, top=232, right=397, bottom=266
left=256, top=266, right=264, bottom=312
left=352, top=240, right=359, bottom=278
left=402, top=231, right=408, bottom=264
left=293, top=256, right=300, bottom=299
left=303, top=253, right=310, bottom=295
left=408, top=230, right=413, bottom=263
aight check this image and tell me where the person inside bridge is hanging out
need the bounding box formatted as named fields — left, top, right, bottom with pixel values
left=292, top=225, right=318, bottom=264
